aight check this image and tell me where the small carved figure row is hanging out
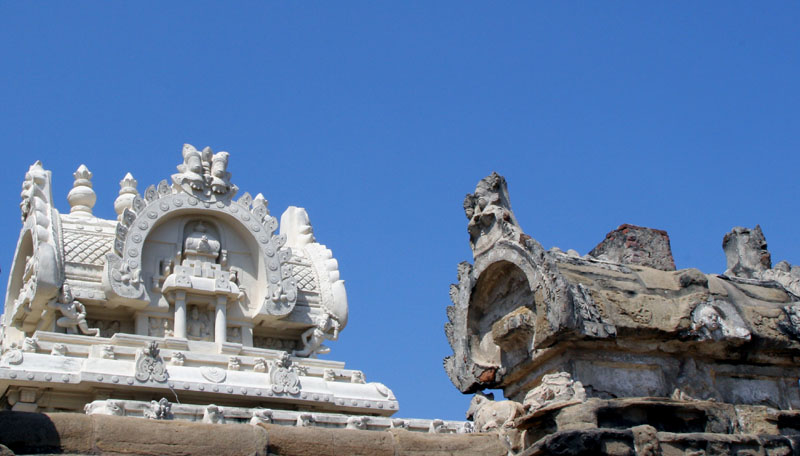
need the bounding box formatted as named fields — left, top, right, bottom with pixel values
left=85, top=398, right=471, bottom=434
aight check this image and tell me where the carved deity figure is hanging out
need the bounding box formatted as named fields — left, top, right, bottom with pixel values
left=226, top=326, right=241, bottom=343
left=48, top=284, right=99, bottom=336
left=187, top=306, right=210, bottom=340
left=293, top=311, right=340, bottom=357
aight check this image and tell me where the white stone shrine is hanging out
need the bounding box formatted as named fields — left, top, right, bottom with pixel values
left=0, top=146, right=457, bottom=430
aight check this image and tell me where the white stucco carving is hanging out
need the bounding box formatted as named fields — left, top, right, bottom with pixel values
left=0, top=146, right=395, bottom=423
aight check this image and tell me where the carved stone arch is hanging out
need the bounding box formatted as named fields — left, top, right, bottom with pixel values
left=467, top=259, right=535, bottom=366
left=6, top=163, right=63, bottom=330
left=103, top=188, right=297, bottom=319
left=445, top=238, right=573, bottom=393
left=472, top=240, right=573, bottom=346
left=5, top=230, right=35, bottom=317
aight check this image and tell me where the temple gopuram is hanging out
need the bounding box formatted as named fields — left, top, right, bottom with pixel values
left=2, top=153, right=800, bottom=455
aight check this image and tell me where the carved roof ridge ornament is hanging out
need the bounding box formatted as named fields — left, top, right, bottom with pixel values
left=172, top=144, right=238, bottom=203
left=102, top=145, right=298, bottom=318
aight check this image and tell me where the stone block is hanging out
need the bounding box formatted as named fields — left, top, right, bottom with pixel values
left=261, top=424, right=393, bottom=456
left=91, top=414, right=268, bottom=456
left=388, top=428, right=507, bottom=455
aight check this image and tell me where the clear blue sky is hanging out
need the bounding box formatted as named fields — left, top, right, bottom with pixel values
left=1, top=2, right=799, bottom=420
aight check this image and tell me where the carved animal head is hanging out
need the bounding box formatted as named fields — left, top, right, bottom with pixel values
left=466, top=391, right=494, bottom=420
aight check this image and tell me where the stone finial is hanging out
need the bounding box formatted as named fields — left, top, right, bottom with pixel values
left=114, top=173, right=139, bottom=220
left=723, top=225, right=771, bottom=279
left=67, top=165, right=96, bottom=217
left=588, top=224, right=676, bottom=271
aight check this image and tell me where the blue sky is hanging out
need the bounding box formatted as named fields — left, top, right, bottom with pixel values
left=1, top=2, right=799, bottom=420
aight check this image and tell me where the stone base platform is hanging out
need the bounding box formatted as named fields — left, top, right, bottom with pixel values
left=0, top=411, right=505, bottom=456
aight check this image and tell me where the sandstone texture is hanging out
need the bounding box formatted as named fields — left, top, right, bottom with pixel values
left=0, top=411, right=505, bottom=456
left=444, top=172, right=800, bottom=454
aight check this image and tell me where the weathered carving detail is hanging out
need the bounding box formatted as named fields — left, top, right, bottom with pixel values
left=250, top=409, right=273, bottom=425
left=254, top=358, right=268, bottom=373
left=323, top=368, right=335, bottom=381
left=429, top=419, right=445, bottom=434
left=269, top=352, right=301, bottom=394
left=467, top=392, right=524, bottom=432
left=779, top=305, right=800, bottom=340
left=522, top=372, right=586, bottom=413
left=573, top=284, right=616, bottom=338
left=351, top=371, right=366, bottom=384
left=144, top=398, right=172, bottom=420
left=51, top=343, right=67, bottom=356
left=463, top=172, right=522, bottom=256
left=346, top=416, right=368, bottom=430
left=227, top=356, right=241, bottom=371
left=723, top=225, right=771, bottom=279
left=134, top=341, right=168, bottom=383
left=466, top=392, right=524, bottom=452
left=171, top=351, right=185, bottom=366
left=690, top=300, right=751, bottom=341
left=202, top=404, right=224, bottom=424
left=85, top=399, right=124, bottom=416
left=296, top=412, right=314, bottom=427
left=21, top=337, right=38, bottom=352
left=1, top=349, right=23, bottom=365
left=100, top=345, right=115, bottom=360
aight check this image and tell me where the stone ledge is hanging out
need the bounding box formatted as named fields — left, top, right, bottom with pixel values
left=0, top=412, right=506, bottom=456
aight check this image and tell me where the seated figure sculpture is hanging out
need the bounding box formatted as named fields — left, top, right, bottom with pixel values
left=47, top=284, right=98, bottom=336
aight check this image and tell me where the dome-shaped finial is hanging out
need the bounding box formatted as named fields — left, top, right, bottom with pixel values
left=67, top=164, right=96, bottom=217
left=114, top=172, right=139, bottom=220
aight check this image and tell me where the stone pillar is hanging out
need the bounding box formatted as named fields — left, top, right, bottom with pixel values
left=241, top=324, right=254, bottom=347
left=174, top=292, right=187, bottom=339
left=215, top=296, right=227, bottom=344
left=135, top=313, right=149, bottom=336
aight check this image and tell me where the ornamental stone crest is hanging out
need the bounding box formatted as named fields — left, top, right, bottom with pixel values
left=172, top=144, right=237, bottom=202
left=269, top=352, right=301, bottom=394
left=135, top=341, right=168, bottom=383
left=103, top=145, right=298, bottom=320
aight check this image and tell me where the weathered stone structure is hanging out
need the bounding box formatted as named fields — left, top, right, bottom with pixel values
left=445, top=172, right=800, bottom=454
left=4, top=157, right=800, bottom=455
